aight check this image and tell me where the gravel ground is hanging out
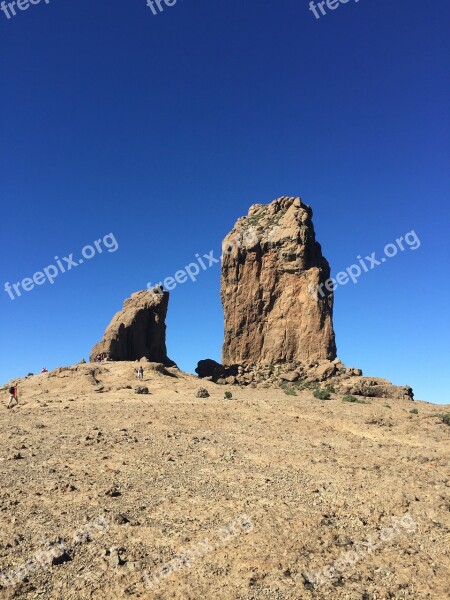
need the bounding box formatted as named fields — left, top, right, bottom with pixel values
left=0, top=363, right=449, bottom=599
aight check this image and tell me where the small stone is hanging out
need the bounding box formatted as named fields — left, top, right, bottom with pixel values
left=134, top=386, right=149, bottom=395
left=52, top=550, right=72, bottom=566
left=114, top=513, right=130, bottom=525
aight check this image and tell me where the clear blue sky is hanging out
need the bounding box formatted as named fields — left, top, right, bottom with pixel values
left=1, top=0, right=449, bottom=403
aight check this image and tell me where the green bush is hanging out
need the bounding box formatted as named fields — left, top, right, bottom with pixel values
left=343, top=395, right=359, bottom=403
left=224, top=391, right=233, bottom=400
left=440, top=413, right=450, bottom=426
left=343, top=395, right=368, bottom=404
left=325, top=384, right=336, bottom=394
left=284, top=387, right=297, bottom=396
left=300, top=381, right=319, bottom=391
left=410, top=408, right=419, bottom=415
left=314, top=388, right=331, bottom=400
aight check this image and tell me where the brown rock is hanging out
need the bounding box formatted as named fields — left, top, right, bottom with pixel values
left=146, top=362, right=166, bottom=373
left=195, top=359, right=226, bottom=379
left=314, top=361, right=337, bottom=381
left=195, top=359, right=239, bottom=383
left=347, top=367, right=363, bottom=377
left=90, top=290, right=175, bottom=366
left=340, top=377, right=413, bottom=400
left=221, top=197, right=336, bottom=366
left=279, top=371, right=300, bottom=382
left=134, top=386, right=149, bottom=395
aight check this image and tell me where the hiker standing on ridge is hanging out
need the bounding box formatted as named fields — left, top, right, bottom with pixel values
left=7, top=385, right=18, bottom=409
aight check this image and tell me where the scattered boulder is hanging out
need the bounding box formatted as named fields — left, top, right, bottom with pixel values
left=346, top=367, right=363, bottom=377
left=195, top=359, right=238, bottom=382
left=105, top=486, right=121, bottom=497
left=114, top=513, right=130, bottom=525
left=195, top=388, right=210, bottom=398
left=279, top=371, right=300, bottom=383
left=90, top=290, right=176, bottom=366
left=195, top=359, right=226, bottom=379
left=339, top=377, right=413, bottom=401
left=135, top=386, right=149, bottom=395
left=51, top=549, right=72, bottom=566
left=145, top=362, right=167, bottom=373
left=314, top=361, right=337, bottom=381
left=103, top=547, right=126, bottom=568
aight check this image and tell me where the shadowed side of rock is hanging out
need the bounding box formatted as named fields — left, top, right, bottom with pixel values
left=90, top=290, right=175, bottom=366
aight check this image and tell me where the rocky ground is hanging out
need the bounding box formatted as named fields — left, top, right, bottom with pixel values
left=0, top=363, right=449, bottom=599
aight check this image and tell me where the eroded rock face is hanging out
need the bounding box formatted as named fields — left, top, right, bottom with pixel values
left=90, top=290, right=175, bottom=365
left=221, top=196, right=336, bottom=366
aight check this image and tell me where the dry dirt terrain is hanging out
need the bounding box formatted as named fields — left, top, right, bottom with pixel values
left=0, top=363, right=449, bottom=600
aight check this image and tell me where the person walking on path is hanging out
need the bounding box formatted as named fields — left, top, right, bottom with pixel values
left=7, top=385, right=18, bottom=409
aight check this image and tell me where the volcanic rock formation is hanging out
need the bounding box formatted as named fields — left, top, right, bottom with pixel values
left=90, top=290, right=175, bottom=365
left=221, top=196, right=336, bottom=366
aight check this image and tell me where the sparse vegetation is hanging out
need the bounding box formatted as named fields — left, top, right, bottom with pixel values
left=325, top=384, right=336, bottom=394
left=314, top=388, right=331, bottom=400
left=224, top=391, right=233, bottom=400
left=288, top=380, right=304, bottom=389
left=410, top=408, right=419, bottom=415
left=440, top=413, right=450, bottom=426
left=247, top=213, right=264, bottom=228
left=283, top=386, right=297, bottom=396
left=343, top=395, right=368, bottom=404
left=343, top=395, right=358, bottom=403
left=300, top=381, right=319, bottom=391
left=384, top=404, right=392, bottom=409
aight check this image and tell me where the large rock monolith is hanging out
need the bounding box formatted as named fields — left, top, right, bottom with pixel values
left=221, top=196, right=336, bottom=366
left=90, top=290, right=175, bottom=365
